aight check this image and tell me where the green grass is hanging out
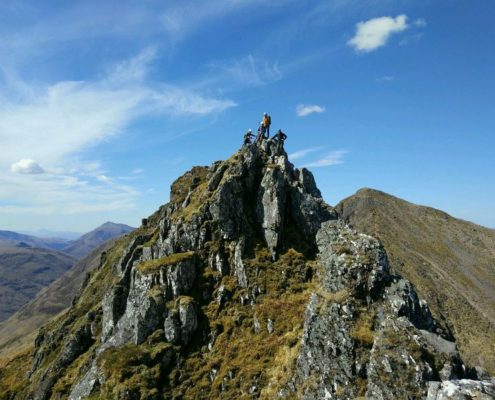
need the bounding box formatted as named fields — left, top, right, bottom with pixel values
left=136, top=252, right=195, bottom=274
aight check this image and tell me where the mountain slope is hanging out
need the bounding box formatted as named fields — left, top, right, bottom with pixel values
left=0, top=143, right=493, bottom=399
left=0, top=239, right=119, bottom=360
left=0, top=231, right=70, bottom=251
left=0, top=247, right=76, bottom=322
left=336, top=188, right=495, bottom=373
left=62, top=222, right=134, bottom=259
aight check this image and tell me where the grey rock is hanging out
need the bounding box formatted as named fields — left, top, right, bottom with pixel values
left=178, top=298, right=198, bottom=345
left=207, top=163, right=228, bottom=192
left=426, top=379, right=495, bottom=399
left=101, top=284, right=128, bottom=341
left=164, top=309, right=180, bottom=344
left=69, top=364, right=101, bottom=400
left=257, top=166, right=286, bottom=258
left=234, top=238, right=248, bottom=288
left=166, top=257, right=196, bottom=297
left=267, top=318, right=274, bottom=334
left=289, top=221, right=471, bottom=399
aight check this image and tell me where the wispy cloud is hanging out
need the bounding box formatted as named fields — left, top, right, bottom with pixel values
left=220, top=54, right=282, bottom=86
left=162, top=0, right=275, bottom=42
left=0, top=171, right=139, bottom=216
left=376, top=75, right=395, bottom=83
left=348, top=15, right=408, bottom=53
left=0, top=48, right=235, bottom=217
left=0, top=48, right=235, bottom=167
left=289, top=146, right=324, bottom=161
left=303, top=150, right=348, bottom=168
left=296, top=104, right=326, bottom=117
left=96, top=174, right=112, bottom=184
left=414, top=18, right=427, bottom=27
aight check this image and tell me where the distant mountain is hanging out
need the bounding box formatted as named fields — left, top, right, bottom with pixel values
left=62, top=222, right=135, bottom=259
left=0, top=231, right=70, bottom=251
left=0, top=238, right=120, bottom=359
left=336, top=188, right=495, bottom=373
left=0, top=247, right=76, bottom=322
left=0, top=222, right=134, bottom=325
left=20, top=229, right=83, bottom=241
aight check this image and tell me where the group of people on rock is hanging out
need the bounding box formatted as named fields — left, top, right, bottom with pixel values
left=243, top=112, right=287, bottom=146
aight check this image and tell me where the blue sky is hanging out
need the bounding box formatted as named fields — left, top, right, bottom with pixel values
left=0, top=0, right=494, bottom=232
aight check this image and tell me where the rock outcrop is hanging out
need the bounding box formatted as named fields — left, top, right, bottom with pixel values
left=5, top=139, right=493, bottom=400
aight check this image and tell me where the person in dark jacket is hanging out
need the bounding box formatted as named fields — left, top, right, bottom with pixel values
left=244, top=129, right=255, bottom=144
left=272, top=129, right=287, bottom=143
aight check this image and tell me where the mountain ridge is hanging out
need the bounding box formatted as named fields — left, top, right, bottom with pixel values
left=0, top=142, right=493, bottom=399
left=336, top=187, right=495, bottom=373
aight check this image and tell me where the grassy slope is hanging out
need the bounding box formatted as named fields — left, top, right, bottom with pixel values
left=336, top=188, right=495, bottom=373
left=0, top=247, right=76, bottom=322
left=0, top=240, right=117, bottom=361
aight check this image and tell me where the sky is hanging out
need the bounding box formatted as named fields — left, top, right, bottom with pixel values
left=0, top=0, right=494, bottom=232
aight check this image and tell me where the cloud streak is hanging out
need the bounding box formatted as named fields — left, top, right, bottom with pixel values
left=289, top=146, right=324, bottom=160
left=303, top=150, right=348, bottom=168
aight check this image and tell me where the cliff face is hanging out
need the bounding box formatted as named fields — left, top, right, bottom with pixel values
left=3, top=141, right=494, bottom=400
left=336, top=188, right=495, bottom=374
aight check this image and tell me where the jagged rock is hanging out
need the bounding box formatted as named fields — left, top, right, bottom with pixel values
left=207, top=163, right=228, bottom=191
left=234, top=238, right=248, bottom=288
left=166, top=257, right=196, bottom=297
left=257, top=165, right=286, bottom=258
left=102, top=284, right=128, bottom=341
left=126, top=274, right=165, bottom=345
left=164, top=309, right=180, bottom=344
left=427, top=379, right=495, bottom=399
left=178, top=297, right=198, bottom=345
left=209, top=250, right=229, bottom=276
left=69, top=364, right=101, bottom=400
left=291, top=221, right=471, bottom=399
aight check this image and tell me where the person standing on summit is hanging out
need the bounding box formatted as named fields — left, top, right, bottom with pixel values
left=262, top=112, right=271, bottom=138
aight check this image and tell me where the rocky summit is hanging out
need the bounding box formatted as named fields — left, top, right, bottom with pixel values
left=1, top=140, right=494, bottom=400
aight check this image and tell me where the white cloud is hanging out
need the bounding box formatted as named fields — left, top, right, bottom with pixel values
left=303, top=150, right=348, bottom=168
left=289, top=146, right=324, bottom=160
left=10, top=159, right=45, bottom=174
left=296, top=104, right=325, bottom=117
left=348, top=15, right=408, bottom=53
left=376, top=75, right=395, bottom=83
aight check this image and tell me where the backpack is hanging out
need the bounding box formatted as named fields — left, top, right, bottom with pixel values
left=266, top=115, right=271, bottom=125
